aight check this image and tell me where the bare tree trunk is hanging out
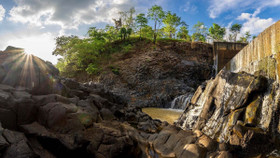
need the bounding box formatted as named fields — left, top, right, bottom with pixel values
left=140, top=27, right=142, bottom=40
left=153, top=20, right=157, bottom=44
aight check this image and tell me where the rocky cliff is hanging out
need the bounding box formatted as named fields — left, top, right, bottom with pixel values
left=96, top=41, right=213, bottom=108
left=176, top=20, right=280, bottom=157
left=0, top=44, right=228, bottom=158
left=0, top=46, right=59, bottom=95
left=0, top=71, right=233, bottom=158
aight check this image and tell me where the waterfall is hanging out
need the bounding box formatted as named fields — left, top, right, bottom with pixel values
left=170, top=93, right=193, bottom=110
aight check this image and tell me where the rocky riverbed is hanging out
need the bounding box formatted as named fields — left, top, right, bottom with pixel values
left=0, top=79, right=235, bottom=158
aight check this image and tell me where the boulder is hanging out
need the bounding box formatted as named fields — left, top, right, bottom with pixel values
left=100, top=108, right=116, bottom=121
left=216, top=151, right=233, bottom=158
left=12, top=91, right=31, bottom=100
left=0, top=90, right=12, bottom=104
left=0, top=48, right=60, bottom=94
left=0, top=108, right=17, bottom=130
left=20, top=122, right=51, bottom=136
left=16, top=99, right=37, bottom=125
left=0, top=67, right=5, bottom=82
left=180, top=144, right=207, bottom=158
left=197, top=135, right=216, bottom=151
left=0, top=84, right=14, bottom=92
left=86, top=121, right=140, bottom=158
left=0, top=135, right=9, bottom=150
left=2, top=140, right=36, bottom=158
left=2, top=129, right=27, bottom=144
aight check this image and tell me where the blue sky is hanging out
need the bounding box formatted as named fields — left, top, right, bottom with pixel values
left=0, top=0, right=279, bottom=64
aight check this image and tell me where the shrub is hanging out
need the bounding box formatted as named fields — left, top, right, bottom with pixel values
left=86, top=63, right=100, bottom=75
left=109, top=65, right=120, bottom=75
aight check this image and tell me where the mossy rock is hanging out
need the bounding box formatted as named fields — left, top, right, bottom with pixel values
left=257, top=56, right=276, bottom=80
left=244, top=97, right=261, bottom=126
left=78, top=113, right=94, bottom=127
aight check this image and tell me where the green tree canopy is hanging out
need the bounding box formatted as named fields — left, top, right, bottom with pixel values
left=118, top=7, right=136, bottom=29
left=230, top=23, right=242, bottom=42
left=136, top=13, right=148, bottom=39
left=239, top=31, right=251, bottom=43
left=162, top=11, right=182, bottom=38
left=104, top=25, right=119, bottom=42
left=120, top=27, right=127, bottom=40
left=192, top=33, right=206, bottom=42
left=208, top=23, right=226, bottom=41
left=192, top=21, right=207, bottom=42
left=141, top=26, right=154, bottom=39
left=252, top=35, right=257, bottom=40
left=177, top=26, right=191, bottom=41
left=147, top=5, right=165, bottom=43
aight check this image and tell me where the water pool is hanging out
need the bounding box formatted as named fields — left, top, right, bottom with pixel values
left=142, top=108, right=184, bottom=124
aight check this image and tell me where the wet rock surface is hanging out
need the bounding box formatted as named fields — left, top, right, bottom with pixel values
left=0, top=80, right=155, bottom=158
left=0, top=79, right=225, bottom=158
left=176, top=70, right=280, bottom=157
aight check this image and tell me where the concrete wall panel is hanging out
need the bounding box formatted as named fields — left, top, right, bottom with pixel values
left=225, top=21, right=280, bottom=81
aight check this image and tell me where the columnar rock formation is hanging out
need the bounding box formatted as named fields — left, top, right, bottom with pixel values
left=176, top=20, right=280, bottom=157
left=0, top=46, right=59, bottom=94
left=97, top=41, right=214, bottom=108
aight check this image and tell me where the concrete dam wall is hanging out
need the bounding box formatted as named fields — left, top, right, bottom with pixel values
left=213, top=42, right=247, bottom=74
left=176, top=21, right=280, bottom=156
left=225, top=20, right=280, bottom=81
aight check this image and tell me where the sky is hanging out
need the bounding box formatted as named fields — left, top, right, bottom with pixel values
left=0, top=0, right=279, bottom=64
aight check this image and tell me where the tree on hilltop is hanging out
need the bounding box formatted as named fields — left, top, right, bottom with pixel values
left=177, top=26, right=191, bottom=41
left=148, top=5, right=165, bottom=43
left=230, top=23, right=242, bottom=42
left=136, top=13, right=148, bottom=40
left=162, top=11, right=182, bottom=38
left=239, top=31, right=251, bottom=43
left=208, top=23, right=226, bottom=41
left=191, top=21, right=207, bottom=42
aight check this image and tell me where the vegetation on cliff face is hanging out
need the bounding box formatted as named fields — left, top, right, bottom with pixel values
left=53, top=5, right=251, bottom=79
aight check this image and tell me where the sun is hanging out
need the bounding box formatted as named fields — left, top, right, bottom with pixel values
left=7, top=33, right=59, bottom=64
left=24, top=47, right=35, bottom=55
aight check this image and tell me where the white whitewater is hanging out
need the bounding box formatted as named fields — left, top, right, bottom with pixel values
left=170, top=93, right=193, bottom=110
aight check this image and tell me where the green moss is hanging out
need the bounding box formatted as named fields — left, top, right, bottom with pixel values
left=257, top=56, right=276, bottom=80
left=78, top=113, right=93, bottom=127
left=228, top=108, right=244, bottom=128
left=244, top=97, right=261, bottom=126
left=108, top=65, right=120, bottom=75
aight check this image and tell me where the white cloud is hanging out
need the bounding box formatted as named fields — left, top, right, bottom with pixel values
left=260, top=0, right=280, bottom=8
left=223, top=22, right=232, bottom=41
left=8, top=0, right=137, bottom=29
left=208, top=0, right=280, bottom=19
left=181, top=1, right=197, bottom=14
left=237, top=9, right=275, bottom=35
left=0, top=27, right=60, bottom=64
left=0, top=5, right=5, bottom=21
left=6, top=32, right=59, bottom=64
left=208, top=0, right=245, bottom=19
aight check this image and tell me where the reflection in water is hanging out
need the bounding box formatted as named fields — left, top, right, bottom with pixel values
left=142, top=108, right=183, bottom=124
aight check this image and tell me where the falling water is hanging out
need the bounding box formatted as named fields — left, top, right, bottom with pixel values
left=170, top=93, right=193, bottom=110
